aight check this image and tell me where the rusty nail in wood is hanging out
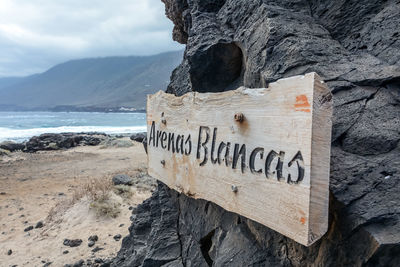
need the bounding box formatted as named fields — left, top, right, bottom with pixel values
left=234, top=113, right=244, bottom=122
left=161, top=160, right=165, bottom=166
left=231, top=185, right=238, bottom=193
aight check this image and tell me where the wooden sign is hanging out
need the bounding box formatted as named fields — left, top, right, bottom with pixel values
left=146, top=72, right=332, bottom=246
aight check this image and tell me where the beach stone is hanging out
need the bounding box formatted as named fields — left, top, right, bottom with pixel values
left=113, top=234, right=121, bottom=241
left=111, top=0, right=400, bottom=266
left=63, top=250, right=69, bottom=254
left=88, top=241, right=95, bottom=247
left=72, top=259, right=84, bottom=267
left=24, top=226, right=33, bottom=232
left=63, top=239, right=82, bottom=247
left=35, top=221, right=44, bottom=229
left=7, top=249, right=12, bottom=255
left=112, top=174, right=133, bottom=186
left=88, top=235, right=98, bottom=242
left=130, top=132, right=146, bottom=143
left=92, top=246, right=104, bottom=253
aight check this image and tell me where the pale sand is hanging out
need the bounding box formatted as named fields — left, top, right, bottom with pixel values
left=0, top=140, right=151, bottom=266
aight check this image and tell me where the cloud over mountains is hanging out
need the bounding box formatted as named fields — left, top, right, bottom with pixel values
left=0, top=0, right=183, bottom=77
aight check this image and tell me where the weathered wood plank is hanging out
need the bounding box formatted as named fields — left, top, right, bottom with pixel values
left=146, top=72, right=332, bottom=246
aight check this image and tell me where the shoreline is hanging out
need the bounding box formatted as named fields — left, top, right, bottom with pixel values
left=0, top=131, right=147, bottom=151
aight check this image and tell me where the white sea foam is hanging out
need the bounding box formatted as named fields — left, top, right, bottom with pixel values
left=0, top=126, right=147, bottom=142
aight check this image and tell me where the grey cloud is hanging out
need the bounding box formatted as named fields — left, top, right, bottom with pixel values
left=0, top=0, right=183, bottom=77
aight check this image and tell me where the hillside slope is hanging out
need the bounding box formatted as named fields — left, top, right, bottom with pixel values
left=0, top=50, right=183, bottom=111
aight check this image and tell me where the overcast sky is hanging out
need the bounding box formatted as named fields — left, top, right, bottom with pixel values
left=0, top=0, right=184, bottom=77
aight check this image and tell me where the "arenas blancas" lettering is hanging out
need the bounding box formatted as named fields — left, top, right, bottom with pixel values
left=148, top=121, right=305, bottom=184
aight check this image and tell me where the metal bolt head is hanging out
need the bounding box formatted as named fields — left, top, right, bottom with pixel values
left=231, top=185, right=238, bottom=193
left=234, top=113, right=244, bottom=122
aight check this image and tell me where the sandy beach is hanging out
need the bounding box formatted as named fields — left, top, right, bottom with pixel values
left=0, top=138, right=153, bottom=267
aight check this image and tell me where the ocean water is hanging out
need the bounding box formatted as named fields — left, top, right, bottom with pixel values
left=0, top=111, right=147, bottom=142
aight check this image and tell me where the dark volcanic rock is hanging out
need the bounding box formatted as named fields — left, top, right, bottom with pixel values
left=35, top=221, right=44, bottom=229
left=24, top=226, right=33, bottom=232
left=88, top=235, right=99, bottom=242
left=112, top=174, right=133, bottom=186
left=113, top=234, right=122, bottom=241
left=92, top=246, right=104, bottom=253
left=0, top=141, right=25, bottom=152
left=63, top=239, right=82, bottom=247
left=130, top=132, right=146, bottom=143
left=112, top=0, right=400, bottom=266
left=72, top=259, right=84, bottom=267
left=24, top=132, right=107, bottom=152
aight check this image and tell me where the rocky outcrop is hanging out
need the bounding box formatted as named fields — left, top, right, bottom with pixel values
left=113, top=0, right=400, bottom=266
left=24, top=133, right=107, bottom=152
left=0, top=141, right=25, bottom=152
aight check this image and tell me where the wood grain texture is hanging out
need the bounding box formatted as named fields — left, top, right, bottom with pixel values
left=146, top=72, right=332, bottom=246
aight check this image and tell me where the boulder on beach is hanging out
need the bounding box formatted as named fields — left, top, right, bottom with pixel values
left=112, top=174, right=133, bottom=186
left=130, top=132, right=146, bottom=143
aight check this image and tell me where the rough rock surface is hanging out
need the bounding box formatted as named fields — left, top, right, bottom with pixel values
left=24, top=132, right=107, bottom=152
left=130, top=132, right=147, bottom=143
left=0, top=141, right=25, bottom=152
left=113, top=0, right=400, bottom=266
left=112, top=174, right=133, bottom=186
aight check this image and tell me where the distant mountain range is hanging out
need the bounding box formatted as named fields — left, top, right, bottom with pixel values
left=0, top=50, right=183, bottom=112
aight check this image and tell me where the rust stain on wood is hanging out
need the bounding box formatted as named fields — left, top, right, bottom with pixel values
left=295, top=94, right=311, bottom=112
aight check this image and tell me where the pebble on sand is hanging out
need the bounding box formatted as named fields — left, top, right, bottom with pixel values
left=63, top=239, right=82, bottom=247
left=113, top=234, right=122, bottom=241
left=24, top=226, right=34, bottom=232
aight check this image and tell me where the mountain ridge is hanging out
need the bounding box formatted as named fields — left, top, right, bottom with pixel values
left=0, top=50, right=183, bottom=111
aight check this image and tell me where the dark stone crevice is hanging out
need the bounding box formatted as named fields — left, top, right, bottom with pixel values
left=176, top=193, right=185, bottom=267
left=196, top=0, right=226, bottom=13
left=189, top=42, right=244, bottom=93
left=199, top=229, right=216, bottom=266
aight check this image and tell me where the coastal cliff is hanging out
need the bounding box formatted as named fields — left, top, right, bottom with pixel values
left=112, top=0, right=400, bottom=266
